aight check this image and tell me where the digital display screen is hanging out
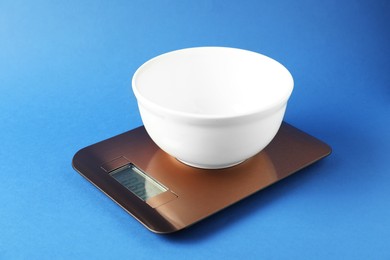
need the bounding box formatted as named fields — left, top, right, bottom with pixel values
left=110, top=164, right=167, bottom=201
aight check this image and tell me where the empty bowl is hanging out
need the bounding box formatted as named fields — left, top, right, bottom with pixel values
left=132, top=47, right=293, bottom=169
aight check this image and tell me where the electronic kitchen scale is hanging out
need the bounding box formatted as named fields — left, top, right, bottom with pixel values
left=72, top=122, right=331, bottom=234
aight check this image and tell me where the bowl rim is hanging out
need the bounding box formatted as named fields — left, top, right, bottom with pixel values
left=132, top=46, right=294, bottom=122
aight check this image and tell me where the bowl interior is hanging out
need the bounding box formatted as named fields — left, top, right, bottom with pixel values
left=133, top=47, right=293, bottom=118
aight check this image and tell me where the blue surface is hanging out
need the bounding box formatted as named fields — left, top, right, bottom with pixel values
left=1, top=0, right=389, bottom=259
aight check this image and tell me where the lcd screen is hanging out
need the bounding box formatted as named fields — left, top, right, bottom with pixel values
left=110, top=164, right=167, bottom=201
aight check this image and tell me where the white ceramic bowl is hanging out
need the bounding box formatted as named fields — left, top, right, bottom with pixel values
left=132, top=47, right=293, bottom=169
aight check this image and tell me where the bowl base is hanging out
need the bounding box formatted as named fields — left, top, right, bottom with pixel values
left=176, top=158, right=246, bottom=170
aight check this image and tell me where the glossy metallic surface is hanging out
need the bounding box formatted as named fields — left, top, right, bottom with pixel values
left=72, top=122, right=331, bottom=233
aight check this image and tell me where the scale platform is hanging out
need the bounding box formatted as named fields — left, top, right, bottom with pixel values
left=72, top=122, right=331, bottom=234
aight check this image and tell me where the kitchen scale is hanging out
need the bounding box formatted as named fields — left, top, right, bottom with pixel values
left=72, top=122, right=331, bottom=234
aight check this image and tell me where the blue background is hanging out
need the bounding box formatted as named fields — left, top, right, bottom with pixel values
left=1, top=0, right=389, bottom=259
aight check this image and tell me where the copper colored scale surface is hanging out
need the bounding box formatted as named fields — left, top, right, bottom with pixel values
left=72, top=122, right=331, bottom=234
